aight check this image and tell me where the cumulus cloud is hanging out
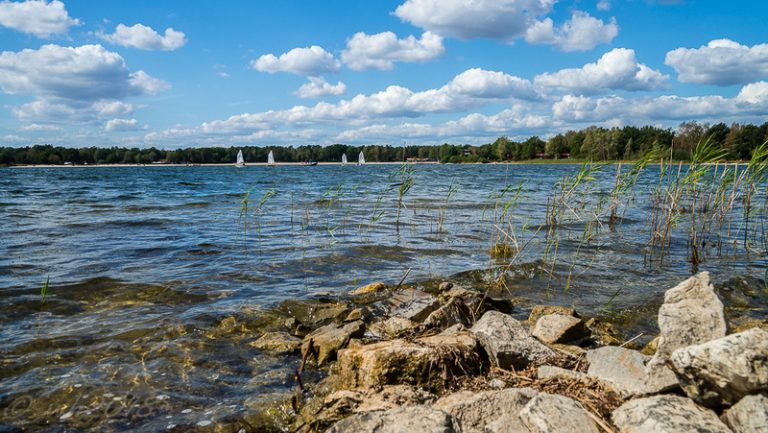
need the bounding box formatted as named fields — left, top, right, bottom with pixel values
left=394, top=0, right=554, bottom=43
left=0, top=0, right=80, bottom=38
left=294, top=77, right=346, bottom=99
left=665, top=39, right=768, bottom=86
left=597, top=0, right=611, bottom=11
left=341, top=31, right=444, bottom=71
left=105, top=118, right=146, bottom=132
left=534, top=48, right=668, bottom=94
left=552, top=81, right=768, bottom=123
left=0, top=44, right=168, bottom=123
left=251, top=45, right=340, bottom=77
left=525, top=11, right=618, bottom=52
left=98, top=23, right=187, bottom=51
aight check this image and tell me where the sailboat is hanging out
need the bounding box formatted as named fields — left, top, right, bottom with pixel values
left=235, top=149, right=245, bottom=167
left=358, top=151, right=365, bottom=166
left=341, top=153, right=347, bottom=165
left=267, top=150, right=276, bottom=166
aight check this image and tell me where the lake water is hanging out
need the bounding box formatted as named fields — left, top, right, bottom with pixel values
left=1, top=164, right=765, bottom=431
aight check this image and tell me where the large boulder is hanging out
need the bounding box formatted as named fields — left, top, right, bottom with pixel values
left=325, top=405, right=454, bottom=433
left=336, top=328, right=478, bottom=391
left=612, top=395, right=732, bottom=433
left=721, top=394, right=768, bottom=433
left=301, top=320, right=365, bottom=365
left=518, top=393, right=600, bottom=433
left=532, top=313, right=587, bottom=345
left=652, top=272, right=727, bottom=363
left=470, top=311, right=556, bottom=369
left=586, top=346, right=677, bottom=397
left=670, top=327, right=768, bottom=407
left=433, top=388, right=537, bottom=433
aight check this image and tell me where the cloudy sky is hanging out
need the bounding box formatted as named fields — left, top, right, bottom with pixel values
left=0, top=0, right=767, bottom=148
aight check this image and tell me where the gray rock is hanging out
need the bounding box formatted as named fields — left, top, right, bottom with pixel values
left=326, top=405, right=455, bottom=433
left=250, top=331, right=302, bottom=354
left=471, top=311, right=556, bottom=369
left=537, top=365, right=587, bottom=381
left=652, top=272, right=727, bottom=364
left=528, top=305, right=577, bottom=325
left=612, top=395, right=731, bottom=433
left=722, top=394, right=768, bottom=433
left=379, top=288, right=442, bottom=322
left=586, top=346, right=677, bottom=397
left=368, top=316, right=417, bottom=338
left=518, top=393, right=600, bottom=433
left=532, top=314, right=587, bottom=344
left=670, top=327, right=768, bottom=407
left=422, top=296, right=473, bottom=330
left=433, top=388, right=538, bottom=433
left=301, top=320, right=365, bottom=365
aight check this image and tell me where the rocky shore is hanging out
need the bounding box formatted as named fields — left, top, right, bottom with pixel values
left=252, top=272, right=767, bottom=433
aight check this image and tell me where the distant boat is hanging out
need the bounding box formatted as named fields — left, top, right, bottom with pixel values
left=304, top=159, right=318, bottom=166
left=358, top=151, right=365, bottom=165
left=341, top=153, right=347, bottom=165
left=235, top=149, right=245, bottom=167
left=267, top=150, right=276, bottom=166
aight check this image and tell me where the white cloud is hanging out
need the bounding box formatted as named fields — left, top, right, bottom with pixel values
left=665, top=39, right=768, bottom=86
left=534, top=48, right=668, bottom=94
left=0, top=44, right=168, bottom=123
left=552, top=81, right=768, bottom=123
left=597, top=0, right=611, bottom=11
left=295, top=77, right=346, bottom=98
left=525, top=11, right=618, bottom=52
left=341, top=31, right=444, bottom=71
left=251, top=45, right=340, bottom=77
left=394, top=0, right=555, bottom=43
left=98, top=23, right=186, bottom=51
left=0, top=0, right=80, bottom=38
left=21, top=123, right=60, bottom=131
left=105, top=118, right=146, bottom=132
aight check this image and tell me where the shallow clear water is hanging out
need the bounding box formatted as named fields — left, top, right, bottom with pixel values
left=1, top=164, right=765, bottom=431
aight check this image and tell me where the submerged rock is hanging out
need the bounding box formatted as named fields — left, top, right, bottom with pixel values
left=519, top=393, right=601, bottom=433
left=336, top=328, right=478, bottom=391
left=470, top=311, right=556, bottom=370
left=301, top=320, right=365, bottom=365
left=433, top=388, right=537, bottom=433
left=612, top=395, right=731, bottom=433
left=670, top=327, right=768, bottom=407
left=250, top=331, right=302, bottom=354
left=325, top=405, right=454, bottom=433
left=532, top=313, right=587, bottom=345
left=721, top=394, right=768, bottom=433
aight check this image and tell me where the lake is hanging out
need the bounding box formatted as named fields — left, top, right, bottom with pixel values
left=1, top=164, right=765, bottom=431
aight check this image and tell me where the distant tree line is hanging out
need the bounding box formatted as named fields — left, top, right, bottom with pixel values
left=2, top=121, right=767, bottom=166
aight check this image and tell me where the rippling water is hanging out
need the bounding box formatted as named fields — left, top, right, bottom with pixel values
left=1, top=164, right=765, bottom=431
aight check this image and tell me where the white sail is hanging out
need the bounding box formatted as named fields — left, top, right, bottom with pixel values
left=267, top=150, right=275, bottom=165
left=341, top=153, right=347, bottom=165
left=236, top=149, right=245, bottom=166
left=358, top=151, right=365, bottom=165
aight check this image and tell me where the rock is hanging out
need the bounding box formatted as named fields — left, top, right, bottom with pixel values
left=612, top=395, right=732, bottom=433
left=549, top=343, right=587, bottom=356
left=350, top=281, right=388, bottom=296
left=250, top=331, right=302, bottom=354
left=640, top=336, right=659, bottom=356
left=336, top=328, right=478, bottom=391
left=652, top=272, right=727, bottom=364
left=730, top=317, right=768, bottom=333
left=722, top=394, right=768, bottom=433
left=344, top=307, right=372, bottom=322
left=434, top=388, right=537, bottom=433
left=326, top=405, right=454, bottom=433
left=487, top=378, right=506, bottom=389
left=312, top=385, right=437, bottom=427
left=584, top=317, right=624, bottom=346
left=537, top=365, right=587, bottom=381
left=670, top=327, right=768, bottom=407
left=301, top=320, right=365, bottom=365
left=528, top=305, right=577, bottom=324
left=368, top=316, right=417, bottom=338
left=376, top=288, right=441, bottom=323
left=438, top=281, right=454, bottom=292
left=471, top=311, right=556, bottom=369
left=421, top=296, right=473, bottom=330
left=518, top=393, right=600, bottom=433
left=276, top=299, right=349, bottom=328
left=532, top=314, right=587, bottom=344
left=586, top=346, right=677, bottom=396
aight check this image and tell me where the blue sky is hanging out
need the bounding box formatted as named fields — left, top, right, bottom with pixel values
left=0, top=0, right=767, bottom=148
